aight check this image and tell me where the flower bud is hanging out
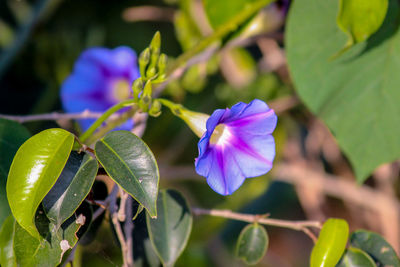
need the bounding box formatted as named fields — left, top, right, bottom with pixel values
left=148, top=99, right=162, bottom=117
left=139, top=80, right=152, bottom=112
left=157, top=53, right=168, bottom=75
left=131, top=78, right=143, bottom=101
left=139, top=48, right=150, bottom=76
left=150, top=31, right=161, bottom=54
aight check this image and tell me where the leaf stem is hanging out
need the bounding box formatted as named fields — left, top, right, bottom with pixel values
left=79, top=99, right=135, bottom=144
left=167, top=0, right=274, bottom=74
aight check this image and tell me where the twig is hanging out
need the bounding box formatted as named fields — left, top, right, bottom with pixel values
left=83, top=107, right=139, bottom=145
left=79, top=100, right=135, bottom=143
left=123, top=197, right=134, bottom=267
left=112, top=212, right=130, bottom=267
left=192, top=207, right=321, bottom=242
left=118, top=190, right=129, bottom=222
left=109, top=185, right=131, bottom=267
left=122, top=6, right=175, bottom=22
left=92, top=183, right=119, bottom=221
left=0, top=110, right=113, bottom=123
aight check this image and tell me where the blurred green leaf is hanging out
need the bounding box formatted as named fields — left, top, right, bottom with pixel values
left=6, top=128, right=74, bottom=239
left=0, top=119, right=30, bottom=226
left=286, top=0, right=400, bottom=182
left=350, top=230, right=400, bottom=266
left=203, top=0, right=257, bottom=29
left=95, top=130, right=159, bottom=217
left=236, top=223, right=268, bottom=265
left=337, top=247, right=377, bottom=267
left=311, top=218, right=349, bottom=267
left=146, top=189, right=192, bottom=267
left=174, top=11, right=202, bottom=51
left=0, top=215, right=17, bottom=267
left=42, top=151, right=98, bottom=228
left=337, top=0, right=388, bottom=52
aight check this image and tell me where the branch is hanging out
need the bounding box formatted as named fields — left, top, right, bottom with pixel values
left=122, top=6, right=175, bottom=22
left=192, top=207, right=321, bottom=242
left=0, top=110, right=111, bottom=123
left=79, top=100, right=135, bottom=143
left=167, top=0, right=274, bottom=74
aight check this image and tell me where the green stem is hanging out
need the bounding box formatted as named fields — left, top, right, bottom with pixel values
left=157, top=98, right=183, bottom=115
left=79, top=99, right=135, bottom=143
left=84, top=107, right=138, bottom=145
left=167, top=0, right=273, bottom=74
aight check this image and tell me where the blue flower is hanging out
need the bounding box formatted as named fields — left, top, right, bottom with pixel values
left=195, top=99, right=277, bottom=195
left=61, top=46, right=140, bottom=131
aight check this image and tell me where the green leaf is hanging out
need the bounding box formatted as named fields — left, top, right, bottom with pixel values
left=350, top=230, right=400, bottom=266
left=0, top=215, right=17, bottom=267
left=42, top=151, right=98, bottom=228
left=286, top=0, right=400, bottom=182
left=203, top=0, right=258, bottom=29
left=13, top=206, right=84, bottom=267
left=311, top=218, right=349, bottom=267
left=236, top=223, right=269, bottom=265
left=337, top=0, right=388, bottom=48
left=146, top=189, right=192, bottom=267
left=6, top=128, right=74, bottom=239
left=337, top=248, right=377, bottom=267
left=0, top=119, right=30, bottom=226
left=95, top=130, right=159, bottom=217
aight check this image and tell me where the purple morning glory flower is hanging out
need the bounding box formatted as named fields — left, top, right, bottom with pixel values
left=61, top=46, right=140, bottom=131
left=195, top=99, right=277, bottom=195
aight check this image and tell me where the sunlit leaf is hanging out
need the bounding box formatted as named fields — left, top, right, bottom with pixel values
left=236, top=223, right=268, bottom=265
left=42, top=151, right=98, bottom=228
left=337, top=247, right=377, bottom=267
left=0, top=119, right=30, bottom=225
left=350, top=230, right=400, bottom=266
left=0, top=215, right=16, bottom=267
left=146, top=189, right=192, bottom=267
left=286, top=0, right=400, bottom=182
left=337, top=0, right=388, bottom=52
left=95, top=130, right=159, bottom=217
left=203, top=0, right=257, bottom=29
left=310, top=218, right=349, bottom=267
left=6, top=128, right=74, bottom=239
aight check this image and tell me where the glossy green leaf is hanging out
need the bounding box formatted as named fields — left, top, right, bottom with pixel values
left=350, top=230, right=400, bottom=266
left=203, top=0, right=257, bottom=29
left=13, top=206, right=84, bottom=267
left=0, top=215, right=17, bottom=267
left=337, top=0, right=388, bottom=48
left=311, top=218, right=349, bottom=267
left=146, top=189, right=192, bottom=267
left=337, top=248, right=377, bottom=267
left=42, top=151, right=98, bottom=228
left=286, top=0, right=400, bottom=182
left=236, top=223, right=268, bottom=265
left=6, top=128, right=74, bottom=239
left=95, top=130, right=159, bottom=217
left=0, top=119, right=30, bottom=225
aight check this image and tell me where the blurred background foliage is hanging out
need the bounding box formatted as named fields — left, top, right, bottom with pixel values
left=0, top=0, right=399, bottom=266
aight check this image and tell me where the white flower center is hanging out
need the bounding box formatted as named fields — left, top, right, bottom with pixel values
left=112, top=79, right=131, bottom=101
left=210, top=124, right=231, bottom=146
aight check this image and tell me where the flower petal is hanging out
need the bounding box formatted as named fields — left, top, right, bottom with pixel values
left=228, top=134, right=275, bottom=178
left=202, top=147, right=246, bottom=195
